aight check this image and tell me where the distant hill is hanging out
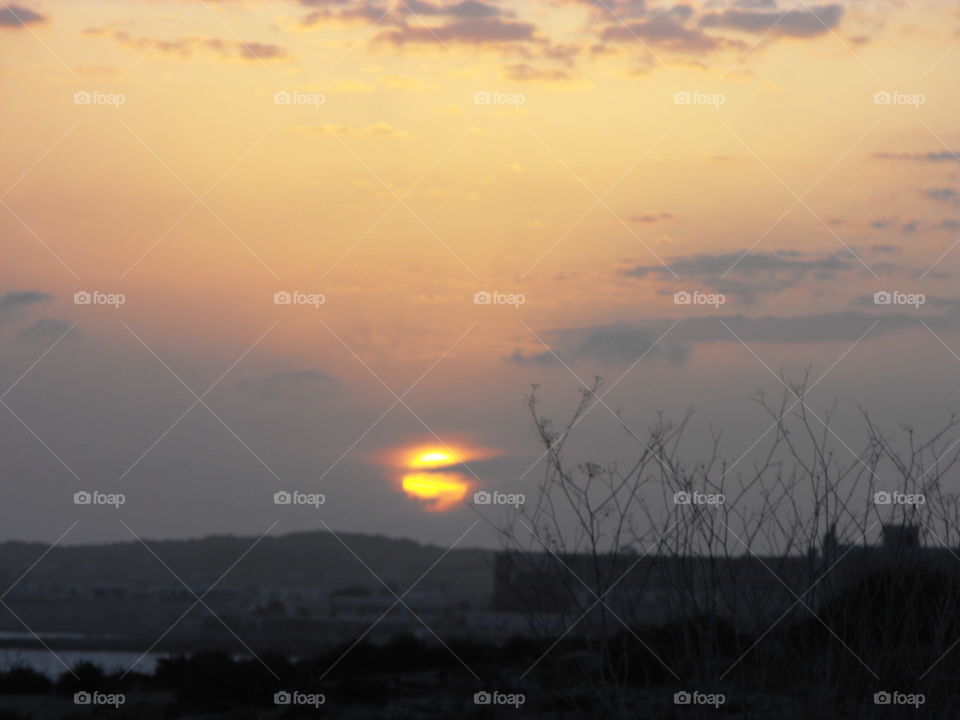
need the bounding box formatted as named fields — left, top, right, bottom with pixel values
left=0, top=531, right=494, bottom=598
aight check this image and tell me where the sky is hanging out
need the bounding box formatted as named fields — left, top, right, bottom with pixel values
left=1, top=0, right=959, bottom=547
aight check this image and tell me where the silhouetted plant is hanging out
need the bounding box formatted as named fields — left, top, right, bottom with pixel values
left=0, top=666, right=50, bottom=695
left=497, top=374, right=960, bottom=719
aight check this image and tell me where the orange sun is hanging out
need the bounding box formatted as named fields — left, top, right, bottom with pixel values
left=398, top=447, right=471, bottom=511
left=410, top=449, right=459, bottom=468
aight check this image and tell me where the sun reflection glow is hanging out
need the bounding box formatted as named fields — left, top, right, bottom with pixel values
left=401, top=472, right=469, bottom=512
left=411, top=450, right=458, bottom=468
left=397, top=445, right=471, bottom=511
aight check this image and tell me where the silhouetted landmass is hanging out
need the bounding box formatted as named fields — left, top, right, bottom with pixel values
left=0, top=531, right=491, bottom=594
left=0, top=586, right=957, bottom=720
left=3, top=528, right=960, bottom=716
left=0, top=531, right=494, bottom=655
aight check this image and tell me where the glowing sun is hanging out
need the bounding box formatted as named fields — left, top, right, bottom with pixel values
left=398, top=447, right=471, bottom=512
left=410, top=450, right=458, bottom=468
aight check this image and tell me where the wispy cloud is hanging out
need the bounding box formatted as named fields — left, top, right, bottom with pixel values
left=84, top=28, right=292, bottom=61
left=699, top=4, right=844, bottom=38
left=0, top=4, right=48, bottom=28
left=1, top=290, right=52, bottom=314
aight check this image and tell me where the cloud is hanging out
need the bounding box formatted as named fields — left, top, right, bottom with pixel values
left=84, top=29, right=291, bottom=61
left=933, top=219, right=960, bottom=232
left=399, top=0, right=506, bottom=19
left=306, top=122, right=412, bottom=139
left=873, top=151, right=960, bottom=163
left=502, top=41, right=580, bottom=81
left=298, top=2, right=392, bottom=29
left=510, top=323, right=690, bottom=367
left=1, top=290, right=52, bottom=314
left=0, top=4, right=47, bottom=28
left=229, top=40, right=289, bottom=60
left=851, top=295, right=960, bottom=311
left=922, top=188, right=959, bottom=204
left=674, top=311, right=940, bottom=344
left=871, top=217, right=960, bottom=234
left=299, top=0, right=510, bottom=32
left=629, top=211, right=673, bottom=223
left=511, top=307, right=952, bottom=367
left=622, top=249, right=862, bottom=304
left=552, top=0, right=647, bottom=20
left=699, top=4, right=843, bottom=38
left=295, top=1, right=563, bottom=73
left=17, top=318, right=73, bottom=342
left=377, top=17, right=537, bottom=45
left=600, top=11, right=742, bottom=54
left=503, top=63, right=572, bottom=81
left=627, top=251, right=848, bottom=278
left=1, top=291, right=54, bottom=330
left=542, top=42, right=581, bottom=66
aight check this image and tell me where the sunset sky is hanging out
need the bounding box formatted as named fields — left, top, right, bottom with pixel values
left=1, top=0, right=959, bottom=546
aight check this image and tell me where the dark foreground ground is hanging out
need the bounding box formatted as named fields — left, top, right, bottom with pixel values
left=0, top=610, right=955, bottom=720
